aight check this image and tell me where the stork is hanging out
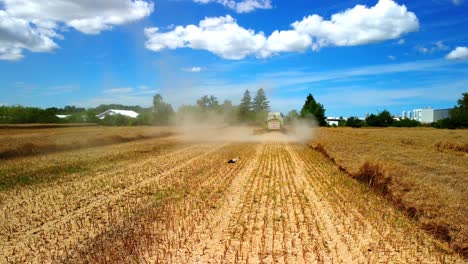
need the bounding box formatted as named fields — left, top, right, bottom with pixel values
left=228, top=157, right=240, bottom=164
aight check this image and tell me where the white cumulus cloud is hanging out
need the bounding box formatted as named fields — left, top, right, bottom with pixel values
left=0, top=0, right=154, bottom=60
left=145, top=0, right=419, bottom=60
left=145, top=15, right=267, bottom=60
left=194, top=0, right=272, bottom=13
left=446, top=46, right=468, bottom=60
left=0, top=10, right=58, bottom=60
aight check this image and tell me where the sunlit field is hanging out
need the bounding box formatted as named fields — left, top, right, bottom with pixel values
left=0, top=126, right=465, bottom=263
left=314, top=127, right=468, bottom=257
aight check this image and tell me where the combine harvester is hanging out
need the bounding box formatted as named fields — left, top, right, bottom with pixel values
left=266, top=112, right=284, bottom=131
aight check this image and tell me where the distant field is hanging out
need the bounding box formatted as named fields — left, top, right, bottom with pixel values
left=0, top=123, right=96, bottom=129
left=0, top=126, right=464, bottom=262
left=0, top=126, right=175, bottom=159
left=314, top=127, right=468, bottom=256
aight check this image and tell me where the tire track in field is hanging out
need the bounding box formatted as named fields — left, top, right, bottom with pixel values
left=1, top=143, right=229, bottom=262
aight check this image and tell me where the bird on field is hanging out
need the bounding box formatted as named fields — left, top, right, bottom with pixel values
left=228, top=157, right=240, bottom=164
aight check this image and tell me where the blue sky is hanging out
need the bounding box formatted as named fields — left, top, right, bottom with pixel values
left=0, top=0, right=467, bottom=117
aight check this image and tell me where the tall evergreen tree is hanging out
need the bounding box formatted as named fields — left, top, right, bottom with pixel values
left=252, top=88, right=270, bottom=113
left=239, top=89, right=252, bottom=122
left=300, top=93, right=326, bottom=126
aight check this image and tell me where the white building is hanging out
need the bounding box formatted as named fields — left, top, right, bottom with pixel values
left=55, top=114, right=71, bottom=119
left=401, top=108, right=450, bottom=124
left=326, top=117, right=342, bottom=126
left=96, top=109, right=139, bottom=120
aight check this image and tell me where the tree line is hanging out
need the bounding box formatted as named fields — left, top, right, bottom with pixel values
left=306, top=93, right=467, bottom=129
left=1, top=91, right=466, bottom=129
left=0, top=88, right=271, bottom=126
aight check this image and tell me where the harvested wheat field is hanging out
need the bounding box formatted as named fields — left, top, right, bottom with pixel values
left=0, top=127, right=465, bottom=263
left=314, top=127, right=468, bottom=257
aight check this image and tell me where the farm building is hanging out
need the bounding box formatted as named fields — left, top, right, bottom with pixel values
left=266, top=112, right=283, bottom=130
left=402, top=108, right=450, bottom=124
left=96, top=109, right=139, bottom=120
left=326, top=117, right=342, bottom=126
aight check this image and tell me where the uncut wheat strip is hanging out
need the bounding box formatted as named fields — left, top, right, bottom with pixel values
left=1, top=143, right=229, bottom=258
left=0, top=142, right=205, bottom=240
left=292, top=144, right=462, bottom=263
left=318, top=129, right=467, bottom=260
left=296, top=144, right=409, bottom=263
left=294, top=144, right=414, bottom=256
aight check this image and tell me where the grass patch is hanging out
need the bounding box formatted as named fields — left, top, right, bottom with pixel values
left=152, top=188, right=186, bottom=207
left=0, top=164, right=89, bottom=191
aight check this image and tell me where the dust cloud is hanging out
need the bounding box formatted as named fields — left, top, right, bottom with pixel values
left=175, top=113, right=318, bottom=143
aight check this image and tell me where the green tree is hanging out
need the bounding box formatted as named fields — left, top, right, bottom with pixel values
left=300, top=93, right=326, bottom=126
left=393, top=118, right=420, bottom=127
left=285, top=110, right=300, bottom=123
left=252, top=88, right=270, bottom=113
left=337, top=116, right=346, bottom=127
left=153, top=94, right=174, bottom=126
left=220, top=100, right=238, bottom=124
left=0, top=105, right=60, bottom=124
left=252, top=88, right=270, bottom=125
left=197, top=95, right=220, bottom=112
left=345, top=117, right=365, bottom=128
left=238, top=90, right=252, bottom=122
left=365, top=110, right=394, bottom=127
left=450, top=92, right=468, bottom=128
left=135, top=111, right=153, bottom=125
